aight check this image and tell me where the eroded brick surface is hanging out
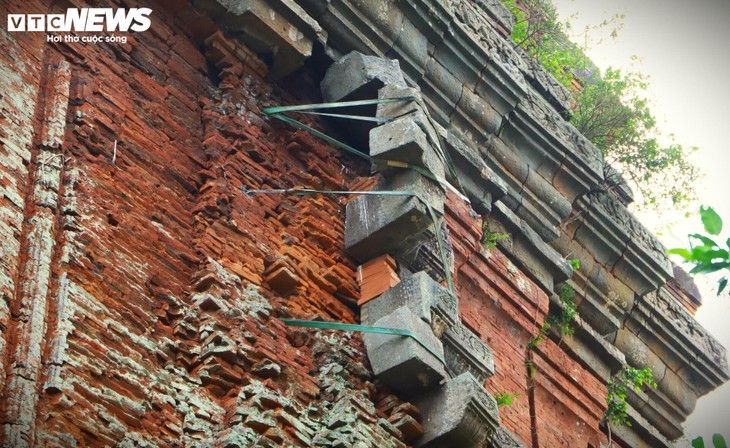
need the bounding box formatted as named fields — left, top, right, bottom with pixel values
left=0, top=1, right=412, bottom=446
left=1, top=1, right=726, bottom=447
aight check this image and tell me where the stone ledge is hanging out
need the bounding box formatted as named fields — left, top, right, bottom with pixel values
left=363, top=307, right=448, bottom=396
left=415, top=372, right=500, bottom=448
left=629, top=287, right=729, bottom=393
left=445, top=132, right=508, bottom=215
left=572, top=192, right=673, bottom=296
left=492, top=202, right=573, bottom=293
left=609, top=403, right=679, bottom=448
left=548, top=294, right=626, bottom=382
left=195, top=0, right=326, bottom=79
left=612, top=286, right=729, bottom=440
left=344, top=170, right=445, bottom=262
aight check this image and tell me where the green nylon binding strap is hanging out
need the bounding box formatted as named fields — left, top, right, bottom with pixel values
left=279, top=318, right=450, bottom=373
left=263, top=98, right=470, bottom=204
left=242, top=188, right=413, bottom=197
left=297, top=111, right=395, bottom=123
left=242, top=186, right=456, bottom=295
left=262, top=96, right=417, bottom=114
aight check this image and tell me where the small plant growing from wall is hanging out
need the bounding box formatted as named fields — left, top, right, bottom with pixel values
left=548, top=283, right=578, bottom=337
left=603, top=367, right=657, bottom=446
left=526, top=281, right=579, bottom=350
left=527, top=322, right=551, bottom=349
left=494, top=391, right=520, bottom=407
left=481, top=218, right=509, bottom=250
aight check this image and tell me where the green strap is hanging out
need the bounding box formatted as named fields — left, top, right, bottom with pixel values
left=270, top=114, right=372, bottom=161
left=262, top=96, right=417, bottom=115
left=297, top=111, right=395, bottom=123
left=242, top=188, right=413, bottom=197
left=264, top=98, right=470, bottom=204
left=271, top=113, right=469, bottom=203
left=279, top=318, right=448, bottom=370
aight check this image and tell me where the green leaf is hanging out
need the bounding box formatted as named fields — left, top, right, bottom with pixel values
left=706, top=249, right=730, bottom=260
left=690, top=234, right=719, bottom=248
left=701, top=206, right=723, bottom=235
left=690, top=262, right=730, bottom=275
left=667, top=248, right=693, bottom=260
left=691, top=436, right=705, bottom=448
left=713, top=434, right=728, bottom=448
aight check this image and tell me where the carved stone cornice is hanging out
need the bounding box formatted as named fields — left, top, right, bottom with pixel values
left=629, top=287, right=729, bottom=391
left=491, top=202, right=573, bottom=292
left=572, top=192, right=673, bottom=296
left=611, top=285, right=730, bottom=440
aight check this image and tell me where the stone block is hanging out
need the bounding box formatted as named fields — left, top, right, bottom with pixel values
left=362, top=271, right=457, bottom=327
left=418, top=57, right=463, bottom=126
left=415, top=372, right=500, bottom=448
left=488, top=426, right=525, bottom=448
left=475, top=58, right=528, bottom=116
left=550, top=131, right=604, bottom=207
left=556, top=313, right=625, bottom=382
left=515, top=168, right=570, bottom=242
left=572, top=194, right=630, bottom=269
left=321, top=51, right=407, bottom=103
left=345, top=0, right=405, bottom=53
left=442, top=322, right=495, bottom=383
left=205, top=0, right=325, bottom=79
left=625, top=386, right=685, bottom=441
left=574, top=291, right=622, bottom=336
left=612, top=236, right=673, bottom=296
left=344, top=170, right=444, bottom=262
left=397, top=0, right=454, bottom=44
left=363, top=307, right=448, bottom=396
left=614, top=330, right=667, bottom=384
left=369, top=117, right=446, bottom=180
left=432, top=21, right=488, bottom=90
left=445, top=133, right=508, bottom=214
left=657, top=368, right=697, bottom=416
left=492, top=202, right=573, bottom=293
left=376, top=84, right=422, bottom=120
left=389, top=17, right=429, bottom=81
left=451, top=86, right=502, bottom=145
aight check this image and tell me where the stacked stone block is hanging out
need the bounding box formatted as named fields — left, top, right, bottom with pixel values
left=324, top=51, right=513, bottom=448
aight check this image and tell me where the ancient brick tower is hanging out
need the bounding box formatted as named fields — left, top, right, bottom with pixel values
left=0, top=1, right=727, bottom=447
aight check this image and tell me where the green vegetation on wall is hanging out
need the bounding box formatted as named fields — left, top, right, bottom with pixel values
left=603, top=367, right=657, bottom=428
left=500, top=0, right=698, bottom=210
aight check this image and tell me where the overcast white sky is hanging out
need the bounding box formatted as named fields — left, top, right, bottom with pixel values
left=552, top=0, right=730, bottom=442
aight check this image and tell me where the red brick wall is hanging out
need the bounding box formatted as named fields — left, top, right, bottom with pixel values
left=0, top=1, right=413, bottom=446
left=0, top=1, right=623, bottom=446
left=446, top=194, right=613, bottom=447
